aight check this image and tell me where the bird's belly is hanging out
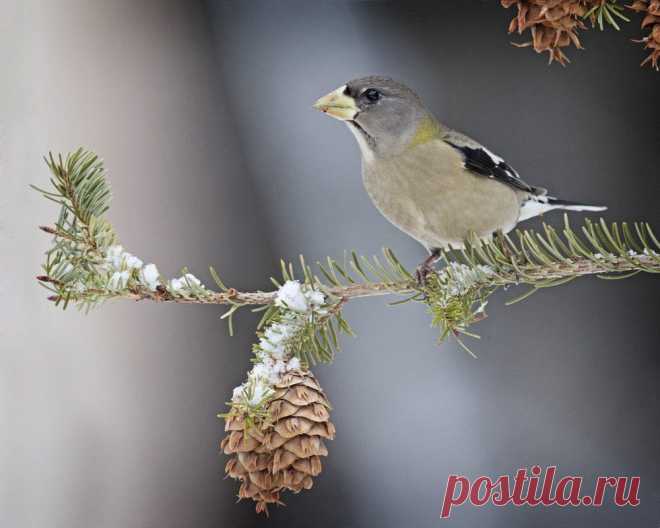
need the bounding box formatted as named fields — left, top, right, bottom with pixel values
left=362, top=147, right=521, bottom=249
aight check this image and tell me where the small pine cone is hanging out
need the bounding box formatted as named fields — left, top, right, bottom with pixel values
left=628, top=0, right=660, bottom=69
left=502, top=0, right=590, bottom=65
left=221, top=369, right=335, bottom=514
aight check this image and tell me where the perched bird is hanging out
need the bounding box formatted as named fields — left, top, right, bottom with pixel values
left=313, top=76, right=606, bottom=279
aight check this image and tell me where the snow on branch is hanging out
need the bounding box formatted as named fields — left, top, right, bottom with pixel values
left=32, top=148, right=660, bottom=513
left=34, top=149, right=660, bottom=354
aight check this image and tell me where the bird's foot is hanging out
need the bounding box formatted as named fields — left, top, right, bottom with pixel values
left=415, top=264, right=432, bottom=288
left=415, top=249, right=442, bottom=289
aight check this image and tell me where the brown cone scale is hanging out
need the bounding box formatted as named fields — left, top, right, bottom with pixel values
left=220, top=369, right=335, bottom=514
left=628, top=0, right=660, bottom=69
left=502, top=0, right=590, bottom=65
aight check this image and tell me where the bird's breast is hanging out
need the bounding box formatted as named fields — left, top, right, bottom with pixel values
left=361, top=140, right=522, bottom=249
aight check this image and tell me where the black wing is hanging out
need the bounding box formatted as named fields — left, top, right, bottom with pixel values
left=444, top=140, right=537, bottom=194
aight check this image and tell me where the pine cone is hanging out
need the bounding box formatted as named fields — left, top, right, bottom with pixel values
left=221, top=369, right=335, bottom=514
left=628, top=0, right=660, bottom=69
left=502, top=0, right=590, bottom=65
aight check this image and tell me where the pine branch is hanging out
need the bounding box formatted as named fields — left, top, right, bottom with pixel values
left=500, top=0, right=660, bottom=68
left=33, top=149, right=660, bottom=358
left=31, top=148, right=660, bottom=511
left=38, top=251, right=660, bottom=307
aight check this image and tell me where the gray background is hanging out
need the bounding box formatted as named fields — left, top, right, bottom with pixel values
left=1, top=1, right=658, bottom=527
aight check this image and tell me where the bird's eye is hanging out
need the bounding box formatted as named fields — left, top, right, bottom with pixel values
left=363, top=89, right=381, bottom=102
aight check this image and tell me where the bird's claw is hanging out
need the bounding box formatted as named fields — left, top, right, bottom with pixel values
left=415, top=263, right=433, bottom=289
left=415, top=249, right=442, bottom=290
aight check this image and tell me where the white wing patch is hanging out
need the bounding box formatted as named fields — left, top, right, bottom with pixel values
left=482, top=147, right=505, bottom=165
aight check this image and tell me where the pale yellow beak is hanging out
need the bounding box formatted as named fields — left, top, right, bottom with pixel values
left=313, top=85, right=358, bottom=121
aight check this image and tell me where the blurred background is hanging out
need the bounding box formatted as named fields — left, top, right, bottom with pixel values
left=1, top=1, right=658, bottom=527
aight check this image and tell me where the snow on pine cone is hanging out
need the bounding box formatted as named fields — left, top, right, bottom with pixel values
left=221, top=369, right=335, bottom=514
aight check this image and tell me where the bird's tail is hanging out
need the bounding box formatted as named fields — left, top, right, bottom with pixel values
left=518, top=195, right=607, bottom=222
left=545, top=196, right=608, bottom=212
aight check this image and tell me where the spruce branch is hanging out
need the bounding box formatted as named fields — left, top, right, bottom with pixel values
left=584, top=0, right=631, bottom=31
left=34, top=149, right=659, bottom=356
left=33, top=148, right=660, bottom=512
left=40, top=248, right=657, bottom=307
left=627, top=0, right=660, bottom=70
left=500, top=0, right=660, bottom=68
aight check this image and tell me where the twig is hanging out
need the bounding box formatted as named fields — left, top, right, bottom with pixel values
left=42, top=254, right=659, bottom=306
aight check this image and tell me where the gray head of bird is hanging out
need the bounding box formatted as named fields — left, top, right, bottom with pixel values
left=313, top=76, right=439, bottom=160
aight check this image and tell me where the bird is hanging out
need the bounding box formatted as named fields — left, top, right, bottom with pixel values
left=313, top=76, right=606, bottom=281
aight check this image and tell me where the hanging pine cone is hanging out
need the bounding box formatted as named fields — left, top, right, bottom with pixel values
left=502, top=0, right=590, bottom=65
left=628, top=0, right=660, bottom=69
left=221, top=369, right=335, bottom=515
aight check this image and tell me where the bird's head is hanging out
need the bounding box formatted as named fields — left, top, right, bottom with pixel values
left=313, top=76, right=438, bottom=160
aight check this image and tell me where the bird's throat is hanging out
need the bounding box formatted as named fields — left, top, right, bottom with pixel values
left=347, top=120, right=376, bottom=161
